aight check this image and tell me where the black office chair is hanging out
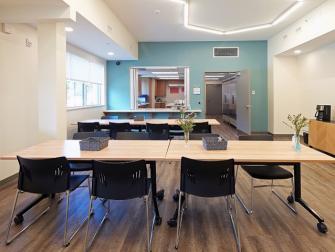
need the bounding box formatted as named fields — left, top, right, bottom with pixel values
left=192, top=122, right=211, bottom=133
left=78, top=122, right=100, bottom=132
left=6, top=156, right=89, bottom=247
left=116, top=132, right=150, bottom=140
left=109, top=122, right=131, bottom=139
left=237, top=135, right=296, bottom=215
left=84, top=160, right=154, bottom=252
left=146, top=123, right=169, bottom=140
left=175, top=157, right=240, bottom=251
left=189, top=133, right=219, bottom=140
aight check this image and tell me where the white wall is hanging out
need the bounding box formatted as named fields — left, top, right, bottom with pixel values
left=66, top=44, right=106, bottom=139
left=296, top=42, right=335, bottom=121
left=0, top=24, right=38, bottom=181
left=268, top=0, right=335, bottom=134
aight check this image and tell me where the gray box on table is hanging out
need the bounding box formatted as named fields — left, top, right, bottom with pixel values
left=202, top=136, right=228, bottom=150
left=79, top=137, right=109, bottom=151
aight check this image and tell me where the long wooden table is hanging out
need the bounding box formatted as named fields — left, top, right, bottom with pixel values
left=2, top=139, right=334, bottom=232
left=166, top=140, right=334, bottom=232
left=1, top=140, right=170, bottom=226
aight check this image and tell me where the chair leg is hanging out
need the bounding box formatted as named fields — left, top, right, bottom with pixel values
left=228, top=195, right=241, bottom=252
left=236, top=177, right=253, bottom=215
left=85, top=198, right=109, bottom=250
left=63, top=190, right=70, bottom=247
left=6, top=190, right=50, bottom=245
left=5, top=190, right=19, bottom=244
left=84, top=196, right=94, bottom=252
left=175, top=191, right=184, bottom=249
left=271, top=179, right=297, bottom=214
left=144, top=195, right=152, bottom=252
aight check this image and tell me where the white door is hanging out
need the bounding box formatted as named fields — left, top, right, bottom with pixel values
left=236, top=70, right=251, bottom=134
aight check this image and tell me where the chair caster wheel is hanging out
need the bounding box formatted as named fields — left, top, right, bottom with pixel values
left=156, top=190, right=164, bottom=201
left=317, top=222, right=328, bottom=233
left=287, top=195, right=294, bottom=204
left=155, top=216, right=162, bottom=226
left=14, top=215, right=24, bottom=225
left=167, top=218, right=177, bottom=227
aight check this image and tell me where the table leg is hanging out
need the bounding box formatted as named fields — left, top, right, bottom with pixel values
left=147, top=161, right=162, bottom=225
left=293, top=163, right=327, bottom=233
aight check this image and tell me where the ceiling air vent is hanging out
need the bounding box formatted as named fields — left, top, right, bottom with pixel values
left=213, top=47, right=239, bottom=58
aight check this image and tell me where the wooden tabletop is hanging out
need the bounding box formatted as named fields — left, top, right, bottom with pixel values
left=77, top=118, right=220, bottom=126
left=165, top=140, right=335, bottom=163
left=2, top=140, right=334, bottom=164
left=0, top=140, right=170, bottom=161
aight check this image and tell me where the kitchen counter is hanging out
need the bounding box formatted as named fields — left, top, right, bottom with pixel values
left=103, top=109, right=201, bottom=114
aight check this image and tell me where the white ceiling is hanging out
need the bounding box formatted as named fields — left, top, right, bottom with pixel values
left=65, top=14, right=135, bottom=60
left=105, top=0, right=325, bottom=41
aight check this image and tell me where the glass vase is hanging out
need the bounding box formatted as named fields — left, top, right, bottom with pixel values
left=184, top=131, right=190, bottom=144
left=292, top=134, right=301, bottom=152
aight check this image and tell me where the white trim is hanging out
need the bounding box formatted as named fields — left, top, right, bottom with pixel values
left=66, top=105, right=105, bottom=111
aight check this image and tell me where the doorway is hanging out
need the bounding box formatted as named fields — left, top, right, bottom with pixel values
left=205, top=71, right=251, bottom=134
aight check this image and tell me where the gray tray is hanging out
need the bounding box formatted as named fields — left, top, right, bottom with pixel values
left=79, top=137, right=109, bottom=151
left=202, top=136, right=227, bottom=150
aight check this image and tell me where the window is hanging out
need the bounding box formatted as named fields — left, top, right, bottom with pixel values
left=66, top=52, right=105, bottom=108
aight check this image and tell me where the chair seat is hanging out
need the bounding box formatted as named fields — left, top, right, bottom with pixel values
left=69, top=162, right=93, bottom=172
left=241, top=165, right=293, bottom=180
left=69, top=175, right=89, bottom=191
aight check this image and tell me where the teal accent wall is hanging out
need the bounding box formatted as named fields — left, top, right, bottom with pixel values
left=107, top=41, right=268, bottom=132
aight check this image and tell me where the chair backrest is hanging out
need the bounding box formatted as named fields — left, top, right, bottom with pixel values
left=17, top=156, right=70, bottom=194
left=78, top=122, right=100, bottom=132
left=92, top=160, right=148, bottom=200
left=189, top=133, right=219, bottom=140
left=146, top=123, right=169, bottom=140
left=238, top=134, right=273, bottom=141
left=116, top=132, right=149, bottom=140
left=180, top=157, right=235, bottom=198
left=72, top=131, right=110, bottom=140
left=109, top=122, right=131, bottom=139
left=192, top=122, right=211, bottom=133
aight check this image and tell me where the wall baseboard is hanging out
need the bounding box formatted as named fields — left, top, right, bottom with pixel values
left=0, top=173, right=18, bottom=187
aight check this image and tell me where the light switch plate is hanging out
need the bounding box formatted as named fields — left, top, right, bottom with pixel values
left=252, top=90, right=256, bottom=95
left=193, top=87, right=200, bottom=95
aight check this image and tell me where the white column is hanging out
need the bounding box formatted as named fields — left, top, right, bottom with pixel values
left=37, top=22, right=67, bottom=141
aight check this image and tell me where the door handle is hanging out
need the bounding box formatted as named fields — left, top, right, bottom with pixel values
left=246, top=105, right=252, bottom=109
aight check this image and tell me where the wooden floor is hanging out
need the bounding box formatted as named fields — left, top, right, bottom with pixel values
left=0, top=120, right=335, bottom=251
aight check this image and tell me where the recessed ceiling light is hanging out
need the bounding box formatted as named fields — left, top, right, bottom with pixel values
left=294, top=49, right=302, bottom=54
left=65, top=27, right=74, bottom=32
left=107, top=52, right=115, bottom=56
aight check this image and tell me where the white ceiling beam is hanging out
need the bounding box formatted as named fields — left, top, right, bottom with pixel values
left=0, top=4, right=76, bottom=23
left=61, top=0, right=138, bottom=59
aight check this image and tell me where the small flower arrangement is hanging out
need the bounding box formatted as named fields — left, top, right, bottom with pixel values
left=177, top=107, right=195, bottom=143
left=283, top=113, right=309, bottom=136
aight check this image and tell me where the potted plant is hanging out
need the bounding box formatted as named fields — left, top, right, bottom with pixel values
left=283, top=113, right=309, bottom=151
left=177, top=108, right=195, bottom=144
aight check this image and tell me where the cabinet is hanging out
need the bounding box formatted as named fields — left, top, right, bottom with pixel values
left=155, top=81, right=166, bottom=97
left=155, top=102, right=166, bottom=108
left=309, top=119, right=335, bottom=155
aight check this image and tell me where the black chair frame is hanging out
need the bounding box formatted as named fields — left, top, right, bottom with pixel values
left=6, top=156, right=90, bottom=247
left=175, top=157, right=241, bottom=252
left=84, top=160, right=155, bottom=252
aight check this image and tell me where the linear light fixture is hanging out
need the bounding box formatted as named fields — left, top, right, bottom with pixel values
left=172, top=0, right=304, bottom=35
left=205, top=75, right=225, bottom=78
left=157, top=75, right=180, bottom=78
left=152, top=72, right=179, bottom=74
